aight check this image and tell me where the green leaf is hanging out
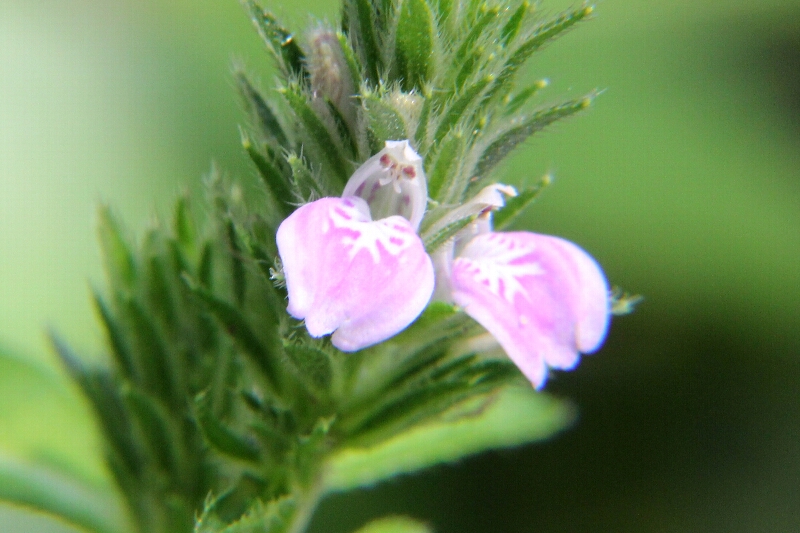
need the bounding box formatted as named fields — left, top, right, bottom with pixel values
left=236, top=73, right=290, bottom=149
left=173, top=196, right=197, bottom=254
left=503, top=78, right=549, bottom=116
left=501, top=0, right=530, bottom=45
left=433, top=74, right=493, bottom=144
left=337, top=32, right=363, bottom=93
left=363, top=93, right=408, bottom=147
left=427, top=129, right=465, bottom=201
left=395, top=0, right=435, bottom=91
left=492, top=175, right=551, bottom=230
left=123, top=387, right=182, bottom=475
left=245, top=2, right=307, bottom=80
left=353, top=516, right=432, bottom=533
left=282, top=85, right=350, bottom=186
left=348, top=0, right=382, bottom=83
left=474, top=94, right=593, bottom=181
left=195, top=392, right=261, bottom=463
left=0, top=346, right=128, bottom=533
left=126, top=299, right=179, bottom=404
left=287, top=153, right=324, bottom=200
left=339, top=358, right=519, bottom=446
left=423, top=212, right=477, bottom=254
left=226, top=220, right=247, bottom=307
left=490, top=4, right=593, bottom=98
left=92, top=290, right=136, bottom=381
left=323, top=386, right=575, bottom=492
left=325, top=98, right=359, bottom=158
left=195, top=496, right=295, bottom=533
left=241, top=130, right=294, bottom=216
left=0, top=457, right=131, bottom=533
left=188, top=281, right=283, bottom=393
left=413, top=89, right=432, bottom=148
left=448, top=5, right=498, bottom=82
left=97, top=206, right=136, bottom=290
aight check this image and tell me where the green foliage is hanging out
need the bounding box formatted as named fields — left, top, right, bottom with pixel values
left=0, top=348, right=128, bottom=533
left=323, top=386, right=574, bottom=492
left=36, top=0, right=598, bottom=532
left=394, top=0, right=435, bottom=91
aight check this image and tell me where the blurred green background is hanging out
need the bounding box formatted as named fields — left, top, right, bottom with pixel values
left=1, top=0, right=799, bottom=531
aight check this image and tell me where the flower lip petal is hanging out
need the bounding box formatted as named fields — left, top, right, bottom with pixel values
left=449, top=231, right=609, bottom=388
left=276, top=196, right=434, bottom=351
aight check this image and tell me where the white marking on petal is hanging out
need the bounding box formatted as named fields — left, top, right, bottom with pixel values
left=330, top=199, right=417, bottom=263
left=458, top=233, right=543, bottom=303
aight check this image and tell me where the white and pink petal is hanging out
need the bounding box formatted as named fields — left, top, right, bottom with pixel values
left=276, top=197, right=434, bottom=352
left=449, top=232, right=609, bottom=388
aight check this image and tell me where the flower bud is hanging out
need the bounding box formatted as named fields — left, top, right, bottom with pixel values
left=307, top=26, right=356, bottom=129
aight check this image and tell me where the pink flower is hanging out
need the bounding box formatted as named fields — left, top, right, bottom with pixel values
left=276, top=140, right=610, bottom=387
left=276, top=141, right=434, bottom=351
left=448, top=231, right=609, bottom=388
left=431, top=184, right=610, bottom=388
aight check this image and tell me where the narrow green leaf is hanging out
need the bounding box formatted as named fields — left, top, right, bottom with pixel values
left=49, top=334, right=145, bottom=479
left=282, top=85, right=350, bottom=185
left=503, top=78, right=548, bottom=115
left=326, top=98, right=359, bottom=158
left=92, top=291, right=136, bottom=381
left=324, top=387, right=576, bottom=492
left=337, top=31, right=364, bottom=93
left=146, top=254, right=178, bottom=329
left=493, top=175, right=551, bottom=230
left=124, top=388, right=181, bottom=475
left=395, top=0, right=435, bottom=91
left=501, top=0, right=529, bottom=45
left=449, top=5, right=498, bottom=79
left=97, top=206, right=136, bottom=290
left=433, top=75, right=493, bottom=144
left=475, top=94, right=593, bottom=180
left=195, top=392, right=260, bottom=463
left=225, top=220, right=247, bottom=307
left=427, top=129, right=465, bottom=201
left=354, top=516, right=433, bottom=533
left=126, top=299, right=179, bottom=404
left=198, top=242, right=214, bottom=289
left=195, top=496, right=295, bottom=533
left=287, top=153, right=326, bottom=200
left=423, top=213, right=477, bottom=254
left=242, top=131, right=294, bottom=216
left=491, top=4, right=593, bottom=96
left=245, top=2, right=307, bottom=79
left=413, top=90, right=432, bottom=147
left=173, top=196, right=196, bottom=254
left=363, top=93, right=407, bottom=146
left=342, top=359, right=518, bottom=446
left=453, top=48, right=481, bottom=90
left=189, top=282, right=283, bottom=393
left=351, top=0, right=382, bottom=83
left=236, top=73, right=290, bottom=149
